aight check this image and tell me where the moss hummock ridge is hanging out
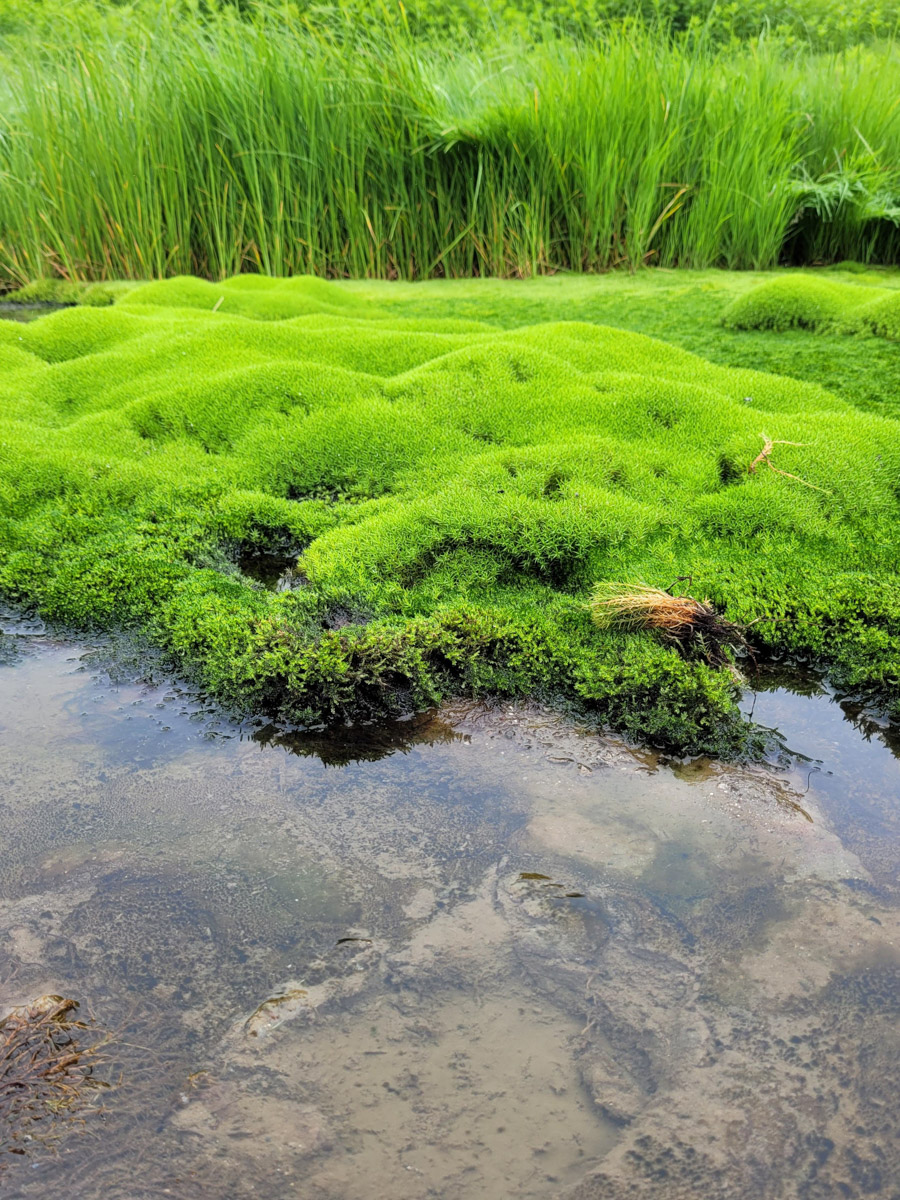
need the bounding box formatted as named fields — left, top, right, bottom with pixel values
left=1, top=275, right=899, bottom=752
left=723, top=275, right=900, bottom=339
left=1, top=279, right=120, bottom=307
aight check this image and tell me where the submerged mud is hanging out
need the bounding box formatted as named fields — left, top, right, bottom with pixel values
left=0, top=616, right=897, bottom=1199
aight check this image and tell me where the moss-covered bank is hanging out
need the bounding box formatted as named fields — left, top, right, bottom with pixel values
left=723, top=274, right=900, bottom=339
left=1, top=274, right=898, bottom=752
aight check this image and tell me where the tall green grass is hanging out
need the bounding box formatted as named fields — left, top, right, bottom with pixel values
left=4, top=0, right=899, bottom=50
left=1, top=6, right=899, bottom=284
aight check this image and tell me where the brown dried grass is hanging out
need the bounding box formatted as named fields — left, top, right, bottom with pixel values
left=590, top=582, right=752, bottom=667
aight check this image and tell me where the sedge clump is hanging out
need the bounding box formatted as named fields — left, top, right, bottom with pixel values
left=590, top=582, right=752, bottom=669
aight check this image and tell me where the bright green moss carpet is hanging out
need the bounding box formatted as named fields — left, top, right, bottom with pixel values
left=2, top=273, right=899, bottom=752
left=723, top=274, right=900, bottom=339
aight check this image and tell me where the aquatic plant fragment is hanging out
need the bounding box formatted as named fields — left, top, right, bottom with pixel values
left=0, top=995, right=108, bottom=1164
left=747, top=433, right=829, bottom=493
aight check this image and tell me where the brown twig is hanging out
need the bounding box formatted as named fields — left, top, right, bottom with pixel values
left=748, top=433, right=831, bottom=493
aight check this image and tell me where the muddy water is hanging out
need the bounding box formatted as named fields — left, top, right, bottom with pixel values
left=0, top=616, right=898, bottom=1200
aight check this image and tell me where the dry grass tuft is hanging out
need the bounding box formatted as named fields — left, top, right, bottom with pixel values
left=590, top=582, right=752, bottom=668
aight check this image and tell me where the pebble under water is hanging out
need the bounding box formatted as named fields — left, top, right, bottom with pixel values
left=0, top=613, right=898, bottom=1200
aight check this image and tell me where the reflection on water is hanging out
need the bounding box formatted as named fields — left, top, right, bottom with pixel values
left=741, top=664, right=900, bottom=883
left=235, top=549, right=305, bottom=592
left=0, top=304, right=68, bottom=323
left=0, top=616, right=898, bottom=1199
left=251, top=709, right=465, bottom=765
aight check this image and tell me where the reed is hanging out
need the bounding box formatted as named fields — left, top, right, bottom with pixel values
left=0, top=5, right=898, bottom=285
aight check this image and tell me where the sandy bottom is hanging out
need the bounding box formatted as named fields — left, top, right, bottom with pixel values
left=0, top=620, right=898, bottom=1199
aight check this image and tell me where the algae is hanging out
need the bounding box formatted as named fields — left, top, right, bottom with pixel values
left=1, top=274, right=899, bottom=752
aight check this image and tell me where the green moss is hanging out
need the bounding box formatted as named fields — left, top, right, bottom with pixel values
left=723, top=274, right=900, bottom=339
left=4, top=278, right=134, bottom=307
left=330, top=270, right=900, bottom=421
left=1, top=273, right=898, bottom=753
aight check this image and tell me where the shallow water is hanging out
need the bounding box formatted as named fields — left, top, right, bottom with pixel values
left=0, top=616, right=898, bottom=1199
left=0, top=304, right=67, bottom=323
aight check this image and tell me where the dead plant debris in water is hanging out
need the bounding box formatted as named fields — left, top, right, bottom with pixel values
left=0, top=995, right=109, bottom=1164
left=589, top=581, right=753, bottom=668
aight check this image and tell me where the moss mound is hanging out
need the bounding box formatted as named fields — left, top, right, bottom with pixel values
left=2, top=275, right=899, bottom=752
left=3, top=279, right=131, bottom=307
left=723, top=274, right=900, bottom=339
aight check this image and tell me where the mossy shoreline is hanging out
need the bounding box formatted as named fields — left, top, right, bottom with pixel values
left=1, top=273, right=898, bottom=755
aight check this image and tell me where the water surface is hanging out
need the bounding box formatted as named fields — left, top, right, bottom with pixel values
left=0, top=617, right=897, bottom=1199
left=0, top=303, right=68, bottom=323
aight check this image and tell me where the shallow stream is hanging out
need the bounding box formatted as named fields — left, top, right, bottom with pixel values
left=0, top=613, right=898, bottom=1200
left=0, top=304, right=67, bottom=323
